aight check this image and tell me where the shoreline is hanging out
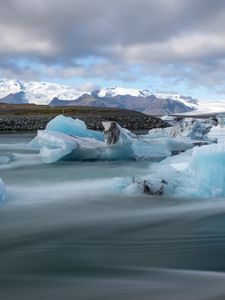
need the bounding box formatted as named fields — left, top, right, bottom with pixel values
left=0, top=115, right=167, bottom=132
left=0, top=104, right=169, bottom=132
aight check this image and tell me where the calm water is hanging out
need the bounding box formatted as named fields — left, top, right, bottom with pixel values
left=1, top=134, right=225, bottom=299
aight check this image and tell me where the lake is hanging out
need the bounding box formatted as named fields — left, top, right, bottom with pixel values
left=1, top=134, right=225, bottom=299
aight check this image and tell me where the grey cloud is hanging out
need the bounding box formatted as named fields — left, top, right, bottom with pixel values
left=1, top=0, right=225, bottom=90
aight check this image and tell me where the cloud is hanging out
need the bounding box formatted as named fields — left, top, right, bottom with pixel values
left=1, top=0, right=225, bottom=94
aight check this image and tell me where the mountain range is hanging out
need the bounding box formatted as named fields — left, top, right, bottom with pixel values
left=0, top=79, right=225, bottom=115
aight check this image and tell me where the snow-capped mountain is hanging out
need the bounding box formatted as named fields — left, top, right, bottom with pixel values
left=0, top=79, right=225, bottom=115
left=97, top=87, right=150, bottom=98
left=155, top=93, right=198, bottom=109
left=0, top=79, right=87, bottom=105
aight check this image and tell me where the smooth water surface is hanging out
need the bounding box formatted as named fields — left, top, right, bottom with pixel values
left=1, top=134, right=225, bottom=299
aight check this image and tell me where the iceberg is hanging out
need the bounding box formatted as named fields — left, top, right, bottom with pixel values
left=32, top=130, right=105, bottom=163
left=142, top=119, right=214, bottom=155
left=146, top=119, right=212, bottom=141
left=46, top=114, right=104, bottom=141
left=30, top=118, right=175, bottom=162
left=29, top=116, right=216, bottom=164
left=208, top=125, right=225, bottom=143
left=103, top=121, right=172, bottom=160
left=176, top=142, right=225, bottom=198
left=127, top=141, right=225, bottom=199
left=0, top=178, right=6, bottom=202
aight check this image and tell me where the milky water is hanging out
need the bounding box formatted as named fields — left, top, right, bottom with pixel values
left=1, top=134, right=225, bottom=299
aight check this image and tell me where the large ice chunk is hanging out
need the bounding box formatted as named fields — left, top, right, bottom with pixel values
left=0, top=178, right=6, bottom=202
left=127, top=141, right=225, bottom=198
left=146, top=119, right=212, bottom=141
left=208, top=126, right=225, bottom=143
left=34, top=130, right=78, bottom=163
left=46, top=114, right=104, bottom=141
left=30, top=117, right=213, bottom=163
left=177, top=142, right=225, bottom=198
left=103, top=121, right=171, bottom=160
left=33, top=130, right=105, bottom=163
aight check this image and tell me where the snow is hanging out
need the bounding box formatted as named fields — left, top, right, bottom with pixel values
left=1, top=79, right=225, bottom=115
left=195, top=102, right=225, bottom=114
left=0, top=79, right=89, bottom=105
left=98, top=87, right=150, bottom=98
left=155, top=93, right=198, bottom=109
left=0, top=79, right=23, bottom=98
left=24, top=81, right=86, bottom=105
left=0, top=178, right=6, bottom=202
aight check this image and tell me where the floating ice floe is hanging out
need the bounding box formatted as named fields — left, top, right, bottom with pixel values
left=177, top=142, right=225, bottom=198
left=0, top=178, right=6, bottom=201
left=31, top=130, right=105, bottom=163
left=127, top=141, right=225, bottom=198
left=29, top=116, right=173, bottom=162
left=103, top=121, right=171, bottom=160
left=28, top=115, right=218, bottom=163
left=145, top=118, right=212, bottom=141
left=141, top=119, right=214, bottom=155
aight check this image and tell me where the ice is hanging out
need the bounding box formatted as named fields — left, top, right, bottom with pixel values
left=36, top=130, right=78, bottom=163
left=186, top=122, right=212, bottom=140
left=32, top=130, right=105, bottom=163
left=0, top=178, right=6, bottom=202
left=146, top=119, right=212, bottom=141
left=144, top=127, right=175, bottom=139
left=28, top=116, right=216, bottom=164
left=103, top=121, right=135, bottom=145
left=142, top=119, right=214, bottom=155
left=46, top=115, right=104, bottom=141
left=30, top=117, right=215, bottom=163
left=127, top=140, right=225, bottom=198
left=208, top=126, right=225, bottom=143
left=30, top=118, right=176, bottom=163
left=132, top=139, right=171, bottom=160
left=103, top=121, right=172, bottom=160
left=177, top=142, right=225, bottom=198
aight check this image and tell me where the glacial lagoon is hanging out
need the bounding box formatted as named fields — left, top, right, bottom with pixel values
left=1, top=119, right=225, bottom=299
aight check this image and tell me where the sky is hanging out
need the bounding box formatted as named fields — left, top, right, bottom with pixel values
left=1, top=0, right=225, bottom=100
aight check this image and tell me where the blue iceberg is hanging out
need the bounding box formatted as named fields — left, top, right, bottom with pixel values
left=46, top=115, right=104, bottom=141
left=176, top=142, right=225, bottom=198
left=127, top=141, right=225, bottom=199
left=32, top=130, right=105, bottom=163
left=30, top=117, right=175, bottom=162
left=30, top=116, right=216, bottom=164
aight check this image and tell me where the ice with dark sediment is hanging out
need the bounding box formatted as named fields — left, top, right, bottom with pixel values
left=27, top=115, right=220, bottom=163
left=29, top=116, right=173, bottom=162
left=129, top=141, right=225, bottom=198
left=2, top=114, right=225, bottom=200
